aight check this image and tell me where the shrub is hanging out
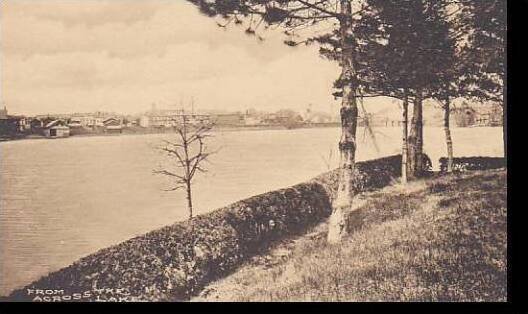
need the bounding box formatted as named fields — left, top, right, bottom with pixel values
left=313, top=154, right=418, bottom=199
left=439, top=157, right=505, bottom=173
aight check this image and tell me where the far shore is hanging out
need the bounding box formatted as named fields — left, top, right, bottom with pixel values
left=0, top=123, right=502, bottom=143
left=0, top=123, right=341, bottom=143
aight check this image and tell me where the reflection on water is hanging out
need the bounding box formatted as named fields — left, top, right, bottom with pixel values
left=0, top=127, right=503, bottom=295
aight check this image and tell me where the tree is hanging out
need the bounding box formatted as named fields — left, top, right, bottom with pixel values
left=312, top=0, right=443, bottom=182
left=429, top=0, right=462, bottom=173
left=457, top=0, right=506, bottom=159
left=154, top=112, right=215, bottom=255
left=359, top=1, right=417, bottom=182
left=349, top=0, right=453, bottom=179
left=403, top=0, right=453, bottom=178
left=423, top=0, right=506, bottom=172
left=188, top=0, right=374, bottom=243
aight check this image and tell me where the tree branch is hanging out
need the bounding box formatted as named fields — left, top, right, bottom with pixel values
left=296, top=0, right=340, bottom=18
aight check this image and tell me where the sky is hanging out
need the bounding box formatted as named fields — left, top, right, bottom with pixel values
left=0, top=0, right=402, bottom=116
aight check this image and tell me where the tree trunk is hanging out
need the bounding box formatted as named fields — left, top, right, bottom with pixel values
left=415, top=90, right=424, bottom=174
left=186, top=181, right=193, bottom=220
left=503, top=46, right=507, bottom=163
left=503, top=104, right=506, bottom=161
left=407, top=96, right=416, bottom=179
left=186, top=180, right=196, bottom=259
left=502, top=82, right=507, bottom=162
left=444, top=95, right=453, bottom=173
left=182, top=115, right=196, bottom=258
left=409, top=88, right=423, bottom=178
left=327, top=0, right=358, bottom=244
left=401, top=90, right=409, bottom=184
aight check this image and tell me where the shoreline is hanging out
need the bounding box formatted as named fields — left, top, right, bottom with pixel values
left=0, top=124, right=503, bottom=143
left=0, top=123, right=340, bottom=143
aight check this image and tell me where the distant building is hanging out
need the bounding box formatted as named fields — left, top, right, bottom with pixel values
left=103, top=117, right=123, bottom=133
left=70, top=112, right=108, bottom=127
left=0, top=106, right=26, bottom=137
left=140, top=108, right=181, bottom=128
left=29, top=118, right=45, bottom=134
left=0, top=106, right=7, bottom=119
left=261, top=110, right=304, bottom=128
left=67, top=118, right=83, bottom=128
left=89, top=115, right=105, bottom=127
left=140, top=108, right=211, bottom=128
left=43, top=120, right=70, bottom=138
left=474, top=104, right=503, bottom=126
left=452, top=102, right=502, bottom=127
left=148, top=113, right=179, bottom=128
left=211, top=113, right=245, bottom=126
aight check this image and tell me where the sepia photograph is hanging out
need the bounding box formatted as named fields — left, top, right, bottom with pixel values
left=0, top=0, right=509, bottom=303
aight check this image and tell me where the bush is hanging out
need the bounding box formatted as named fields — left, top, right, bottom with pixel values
left=313, top=154, right=412, bottom=199
left=439, top=157, right=505, bottom=173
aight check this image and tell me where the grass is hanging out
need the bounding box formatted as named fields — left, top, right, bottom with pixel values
left=193, top=169, right=507, bottom=302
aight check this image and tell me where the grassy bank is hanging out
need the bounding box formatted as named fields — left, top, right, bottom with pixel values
left=193, top=169, right=507, bottom=302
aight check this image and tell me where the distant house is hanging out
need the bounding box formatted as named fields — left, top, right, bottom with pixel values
left=43, top=120, right=70, bottom=138
left=103, top=117, right=123, bottom=133
left=29, top=118, right=44, bottom=134
left=0, top=106, right=26, bottom=137
left=71, top=112, right=106, bottom=127
left=474, top=104, right=503, bottom=126
left=68, top=118, right=83, bottom=128
left=452, top=102, right=503, bottom=127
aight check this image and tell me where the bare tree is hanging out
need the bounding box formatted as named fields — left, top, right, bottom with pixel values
left=154, top=112, right=215, bottom=254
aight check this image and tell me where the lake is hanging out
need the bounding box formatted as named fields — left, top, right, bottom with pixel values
left=0, top=126, right=503, bottom=296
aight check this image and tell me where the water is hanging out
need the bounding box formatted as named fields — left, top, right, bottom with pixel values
left=0, top=126, right=503, bottom=295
